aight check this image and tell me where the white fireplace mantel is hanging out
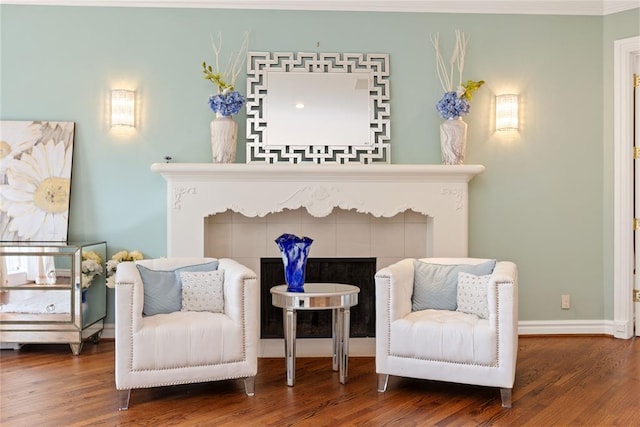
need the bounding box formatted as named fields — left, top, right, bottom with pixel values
left=151, top=163, right=485, bottom=258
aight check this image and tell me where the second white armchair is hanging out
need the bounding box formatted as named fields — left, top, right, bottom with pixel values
left=375, top=257, right=518, bottom=407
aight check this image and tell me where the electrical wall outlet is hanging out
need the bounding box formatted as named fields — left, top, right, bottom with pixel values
left=561, top=294, right=570, bottom=309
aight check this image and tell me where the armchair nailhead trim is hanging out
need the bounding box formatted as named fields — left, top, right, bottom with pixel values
left=124, top=281, right=136, bottom=374
left=378, top=274, right=393, bottom=356
left=392, top=354, right=497, bottom=368
left=494, top=280, right=501, bottom=367
left=116, top=367, right=257, bottom=390
left=240, top=275, right=249, bottom=359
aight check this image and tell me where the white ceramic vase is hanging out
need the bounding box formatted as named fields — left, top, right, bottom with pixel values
left=210, top=114, right=238, bottom=163
left=440, top=117, right=468, bottom=165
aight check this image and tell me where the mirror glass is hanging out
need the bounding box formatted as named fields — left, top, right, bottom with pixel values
left=246, top=52, right=390, bottom=164
left=266, top=72, right=371, bottom=147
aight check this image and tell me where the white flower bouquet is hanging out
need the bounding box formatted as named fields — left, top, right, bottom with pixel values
left=106, top=250, right=144, bottom=288
left=81, top=250, right=103, bottom=289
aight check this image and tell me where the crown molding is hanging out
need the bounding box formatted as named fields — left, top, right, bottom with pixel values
left=0, top=0, right=638, bottom=15
left=604, top=0, right=640, bottom=14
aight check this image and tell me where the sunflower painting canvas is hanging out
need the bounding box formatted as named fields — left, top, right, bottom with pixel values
left=0, top=121, right=75, bottom=242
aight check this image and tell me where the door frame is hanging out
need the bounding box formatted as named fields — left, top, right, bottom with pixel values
left=613, top=35, right=640, bottom=339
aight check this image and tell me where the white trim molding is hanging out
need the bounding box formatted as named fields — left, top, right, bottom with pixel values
left=101, top=323, right=115, bottom=339
left=613, top=35, right=640, bottom=339
left=0, top=0, right=638, bottom=15
left=518, top=320, right=616, bottom=336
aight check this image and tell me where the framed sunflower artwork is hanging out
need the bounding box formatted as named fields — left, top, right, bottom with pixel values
left=0, top=121, right=75, bottom=242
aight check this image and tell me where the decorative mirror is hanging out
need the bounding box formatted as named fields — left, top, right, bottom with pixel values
left=246, top=52, right=390, bottom=164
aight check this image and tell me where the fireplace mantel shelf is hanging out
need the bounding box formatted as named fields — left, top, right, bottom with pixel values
left=151, top=162, right=485, bottom=258
left=151, top=163, right=485, bottom=183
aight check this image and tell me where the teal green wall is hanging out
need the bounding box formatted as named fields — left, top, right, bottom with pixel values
left=1, top=5, right=638, bottom=324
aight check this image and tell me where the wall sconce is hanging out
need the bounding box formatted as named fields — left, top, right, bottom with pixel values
left=111, top=89, right=135, bottom=128
left=496, top=94, right=519, bottom=131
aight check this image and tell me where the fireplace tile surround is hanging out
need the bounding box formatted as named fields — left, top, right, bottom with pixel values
left=204, top=207, right=431, bottom=275
left=152, top=163, right=484, bottom=356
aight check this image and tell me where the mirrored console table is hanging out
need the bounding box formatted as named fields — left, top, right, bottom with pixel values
left=0, top=241, right=107, bottom=355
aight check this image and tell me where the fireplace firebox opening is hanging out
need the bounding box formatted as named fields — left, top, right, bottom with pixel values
left=260, top=257, right=376, bottom=339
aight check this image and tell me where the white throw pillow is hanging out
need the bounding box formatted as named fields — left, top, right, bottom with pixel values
left=456, top=272, right=491, bottom=319
left=180, top=270, right=225, bottom=313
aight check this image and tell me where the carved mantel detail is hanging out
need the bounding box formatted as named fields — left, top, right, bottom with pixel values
left=279, top=185, right=366, bottom=217
left=440, top=187, right=465, bottom=211
left=172, top=186, right=196, bottom=210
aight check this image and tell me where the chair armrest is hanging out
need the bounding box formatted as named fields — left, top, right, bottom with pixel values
left=218, top=258, right=258, bottom=325
left=115, top=261, right=144, bottom=335
left=375, top=258, right=415, bottom=367
left=488, top=261, right=518, bottom=371
left=492, top=261, right=518, bottom=285
left=218, top=258, right=258, bottom=365
left=375, top=258, right=415, bottom=324
left=487, top=261, right=518, bottom=323
left=114, top=261, right=144, bottom=389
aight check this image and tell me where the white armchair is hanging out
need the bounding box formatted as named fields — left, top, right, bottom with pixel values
left=115, top=257, right=258, bottom=410
left=375, top=258, right=518, bottom=407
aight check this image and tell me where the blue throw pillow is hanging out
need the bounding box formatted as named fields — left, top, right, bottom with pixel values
left=411, top=259, right=496, bottom=312
left=138, top=261, right=219, bottom=316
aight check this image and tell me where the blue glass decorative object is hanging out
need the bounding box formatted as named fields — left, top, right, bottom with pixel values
left=275, top=233, right=313, bottom=292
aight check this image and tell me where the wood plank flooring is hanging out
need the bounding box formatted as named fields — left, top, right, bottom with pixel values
left=1, top=336, right=638, bottom=426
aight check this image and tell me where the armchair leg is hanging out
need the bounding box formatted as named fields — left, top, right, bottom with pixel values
left=500, top=388, right=512, bottom=408
left=118, top=389, right=131, bottom=411
left=244, top=376, right=256, bottom=396
left=377, top=374, right=389, bottom=392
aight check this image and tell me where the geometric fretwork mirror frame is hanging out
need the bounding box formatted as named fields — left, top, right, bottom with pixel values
left=246, top=52, right=390, bottom=164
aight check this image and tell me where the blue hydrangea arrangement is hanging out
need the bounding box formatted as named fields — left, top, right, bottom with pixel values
left=208, top=89, right=246, bottom=117
left=436, top=91, right=471, bottom=119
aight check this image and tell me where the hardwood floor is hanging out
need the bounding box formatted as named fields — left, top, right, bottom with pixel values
left=1, top=336, right=638, bottom=426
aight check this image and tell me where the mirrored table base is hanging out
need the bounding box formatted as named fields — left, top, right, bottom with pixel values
left=271, top=283, right=359, bottom=386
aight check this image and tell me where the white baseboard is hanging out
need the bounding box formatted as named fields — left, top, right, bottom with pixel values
left=0, top=342, right=23, bottom=350
left=98, top=319, right=622, bottom=358
left=517, top=319, right=616, bottom=336
left=101, top=323, right=115, bottom=339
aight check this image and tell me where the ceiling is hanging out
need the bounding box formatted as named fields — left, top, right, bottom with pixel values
left=2, top=0, right=639, bottom=16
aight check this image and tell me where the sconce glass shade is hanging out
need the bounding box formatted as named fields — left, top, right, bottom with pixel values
left=111, top=89, right=135, bottom=127
left=496, top=94, right=519, bottom=131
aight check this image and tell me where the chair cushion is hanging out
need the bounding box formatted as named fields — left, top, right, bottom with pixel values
left=138, top=261, right=219, bottom=316
left=390, top=309, right=497, bottom=365
left=411, top=259, right=496, bottom=311
left=180, top=270, right=225, bottom=313
left=456, top=272, right=490, bottom=319
left=132, top=311, right=244, bottom=370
